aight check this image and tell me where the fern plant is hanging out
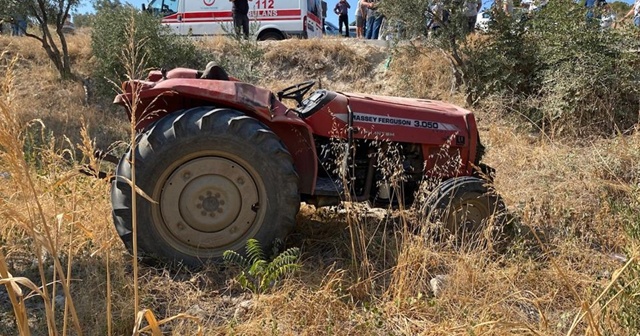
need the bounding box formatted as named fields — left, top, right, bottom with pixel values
left=223, top=239, right=300, bottom=293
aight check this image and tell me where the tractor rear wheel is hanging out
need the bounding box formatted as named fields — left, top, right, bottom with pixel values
left=426, top=177, right=505, bottom=245
left=111, top=107, right=300, bottom=267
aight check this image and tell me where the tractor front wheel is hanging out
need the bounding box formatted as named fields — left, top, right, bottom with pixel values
left=111, top=107, right=300, bottom=267
left=426, top=177, right=505, bottom=245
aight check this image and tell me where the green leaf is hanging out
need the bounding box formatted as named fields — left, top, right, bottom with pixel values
left=225, top=239, right=301, bottom=293
left=245, top=238, right=266, bottom=264
left=223, top=250, right=249, bottom=269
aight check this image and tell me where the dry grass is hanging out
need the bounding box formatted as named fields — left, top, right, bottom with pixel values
left=0, top=30, right=128, bottom=150
left=0, top=32, right=638, bottom=335
left=262, top=38, right=375, bottom=81
left=385, top=45, right=461, bottom=103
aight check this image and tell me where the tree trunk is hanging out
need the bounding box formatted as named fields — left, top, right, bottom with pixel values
left=24, top=0, right=76, bottom=81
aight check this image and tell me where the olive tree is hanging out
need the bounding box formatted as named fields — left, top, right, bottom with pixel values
left=379, top=0, right=481, bottom=104
left=0, top=0, right=81, bottom=80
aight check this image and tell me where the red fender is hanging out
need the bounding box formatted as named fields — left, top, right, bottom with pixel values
left=114, top=70, right=318, bottom=194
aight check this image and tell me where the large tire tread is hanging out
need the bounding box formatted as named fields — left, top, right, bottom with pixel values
left=422, top=176, right=506, bottom=242
left=111, top=107, right=300, bottom=266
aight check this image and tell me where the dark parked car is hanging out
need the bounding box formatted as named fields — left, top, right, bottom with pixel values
left=323, top=21, right=356, bottom=37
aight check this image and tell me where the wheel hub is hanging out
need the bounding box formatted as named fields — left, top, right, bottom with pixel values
left=159, top=157, right=261, bottom=250
left=448, top=198, right=491, bottom=234
left=202, top=195, right=220, bottom=213
left=178, top=175, right=241, bottom=232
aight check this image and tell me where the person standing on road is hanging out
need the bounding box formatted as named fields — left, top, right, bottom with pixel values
left=322, top=0, right=328, bottom=33
left=622, top=0, right=640, bottom=28
left=11, top=14, right=26, bottom=36
left=364, top=0, right=383, bottom=40
left=334, top=0, right=351, bottom=37
left=10, top=16, right=18, bottom=36
left=230, top=0, right=251, bottom=39
left=427, top=0, right=448, bottom=36
left=464, top=0, right=482, bottom=33
left=356, top=0, right=367, bottom=38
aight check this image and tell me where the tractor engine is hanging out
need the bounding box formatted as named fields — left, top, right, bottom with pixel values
left=312, top=135, right=425, bottom=207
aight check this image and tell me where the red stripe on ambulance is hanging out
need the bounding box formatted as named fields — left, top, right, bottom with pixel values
left=164, top=9, right=302, bottom=22
left=307, top=13, right=321, bottom=25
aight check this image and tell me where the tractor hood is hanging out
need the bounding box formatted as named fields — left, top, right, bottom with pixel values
left=301, top=90, right=474, bottom=146
left=342, top=92, right=472, bottom=118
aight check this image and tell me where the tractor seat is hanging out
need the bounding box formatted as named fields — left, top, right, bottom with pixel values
left=197, top=62, right=230, bottom=81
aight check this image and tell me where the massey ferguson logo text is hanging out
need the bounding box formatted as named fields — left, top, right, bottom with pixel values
left=335, top=112, right=458, bottom=131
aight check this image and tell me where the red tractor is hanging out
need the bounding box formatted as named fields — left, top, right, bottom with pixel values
left=109, top=64, right=504, bottom=266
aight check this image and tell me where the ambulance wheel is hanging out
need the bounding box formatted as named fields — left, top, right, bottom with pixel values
left=259, top=31, right=285, bottom=41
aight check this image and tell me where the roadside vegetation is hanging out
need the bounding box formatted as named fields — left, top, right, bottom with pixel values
left=383, top=0, right=640, bottom=136
left=0, top=0, right=82, bottom=79
left=0, top=2, right=639, bottom=334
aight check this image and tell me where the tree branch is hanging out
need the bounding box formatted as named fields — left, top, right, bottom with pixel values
left=24, top=32, right=45, bottom=44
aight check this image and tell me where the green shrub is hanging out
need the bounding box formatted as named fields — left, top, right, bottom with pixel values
left=381, top=0, right=472, bottom=93
left=464, top=11, right=541, bottom=104
left=223, top=239, right=301, bottom=294
left=91, top=4, right=208, bottom=98
left=471, top=1, right=639, bottom=136
left=529, top=0, right=639, bottom=136
left=384, top=0, right=639, bottom=136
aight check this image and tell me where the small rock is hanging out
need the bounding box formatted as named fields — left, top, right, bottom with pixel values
left=610, top=253, right=628, bottom=264
left=596, top=270, right=611, bottom=281
left=364, top=206, right=388, bottom=221
left=186, top=304, right=207, bottom=320
left=430, top=275, right=448, bottom=298
left=233, top=299, right=253, bottom=319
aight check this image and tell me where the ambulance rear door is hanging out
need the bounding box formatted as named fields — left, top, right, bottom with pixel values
left=181, top=0, right=233, bottom=36
left=304, top=0, right=323, bottom=38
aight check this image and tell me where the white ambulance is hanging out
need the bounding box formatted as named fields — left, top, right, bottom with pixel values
left=144, top=0, right=323, bottom=40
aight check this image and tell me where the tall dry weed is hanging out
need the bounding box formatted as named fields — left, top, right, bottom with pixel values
left=0, top=53, right=82, bottom=334
left=115, top=15, right=205, bottom=335
left=0, top=248, right=31, bottom=335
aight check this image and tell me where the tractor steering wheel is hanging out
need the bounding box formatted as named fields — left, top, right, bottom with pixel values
left=276, top=80, right=316, bottom=106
